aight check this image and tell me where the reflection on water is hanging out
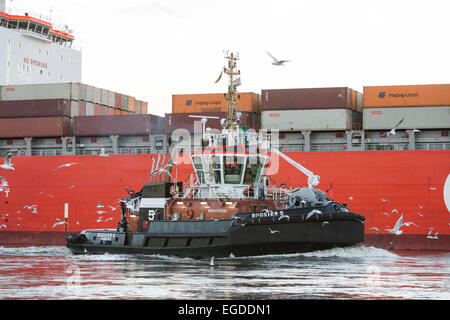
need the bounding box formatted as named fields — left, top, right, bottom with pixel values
left=0, top=245, right=448, bottom=300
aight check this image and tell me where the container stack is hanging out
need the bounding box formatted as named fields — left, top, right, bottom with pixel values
left=261, top=87, right=362, bottom=131
left=0, top=83, right=149, bottom=138
left=74, top=114, right=165, bottom=136
left=362, top=84, right=450, bottom=130
left=165, top=92, right=260, bottom=135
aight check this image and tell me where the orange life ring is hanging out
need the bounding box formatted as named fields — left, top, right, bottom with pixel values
left=243, top=184, right=254, bottom=196
left=184, top=208, right=194, bottom=219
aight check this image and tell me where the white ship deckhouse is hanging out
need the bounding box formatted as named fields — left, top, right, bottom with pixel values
left=0, top=1, right=81, bottom=85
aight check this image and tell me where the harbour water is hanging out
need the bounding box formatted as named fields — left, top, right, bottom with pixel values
left=0, top=245, right=448, bottom=300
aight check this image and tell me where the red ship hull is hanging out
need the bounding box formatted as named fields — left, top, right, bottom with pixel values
left=0, top=150, right=449, bottom=250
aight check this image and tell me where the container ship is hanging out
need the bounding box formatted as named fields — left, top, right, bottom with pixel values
left=0, top=4, right=449, bottom=251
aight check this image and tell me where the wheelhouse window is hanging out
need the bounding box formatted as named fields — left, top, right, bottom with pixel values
left=224, top=156, right=245, bottom=184
left=243, top=156, right=264, bottom=185
left=225, top=145, right=244, bottom=153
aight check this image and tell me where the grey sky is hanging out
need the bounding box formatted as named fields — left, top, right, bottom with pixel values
left=6, top=0, right=450, bottom=116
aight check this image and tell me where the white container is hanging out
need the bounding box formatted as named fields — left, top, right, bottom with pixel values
left=79, top=83, right=94, bottom=102
left=70, top=100, right=79, bottom=117
left=363, top=106, right=450, bottom=130
left=86, top=102, right=94, bottom=116
left=261, top=109, right=361, bottom=131
left=92, top=87, right=101, bottom=104
left=101, top=88, right=108, bottom=106
left=108, top=90, right=116, bottom=108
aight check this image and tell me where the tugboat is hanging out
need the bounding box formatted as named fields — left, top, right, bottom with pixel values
left=66, top=52, right=365, bottom=258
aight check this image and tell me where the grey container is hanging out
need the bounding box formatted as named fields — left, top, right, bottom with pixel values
left=0, top=83, right=80, bottom=101
left=261, top=109, right=362, bottom=131
left=363, top=106, right=450, bottom=130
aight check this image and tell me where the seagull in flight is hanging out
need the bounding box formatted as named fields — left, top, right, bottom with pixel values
left=17, top=205, right=38, bottom=214
left=148, top=168, right=172, bottom=179
left=427, top=229, right=439, bottom=239
left=52, top=163, right=83, bottom=171
left=0, top=153, right=15, bottom=171
left=163, top=161, right=177, bottom=170
left=99, top=148, right=109, bottom=158
left=306, top=209, right=322, bottom=220
left=278, top=213, right=290, bottom=221
left=0, top=176, right=8, bottom=187
left=268, top=228, right=280, bottom=234
left=51, top=221, right=67, bottom=229
left=385, top=214, right=419, bottom=235
left=266, top=51, right=290, bottom=66
left=384, top=118, right=404, bottom=137
left=369, top=227, right=379, bottom=234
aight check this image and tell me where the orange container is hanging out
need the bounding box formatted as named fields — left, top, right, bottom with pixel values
left=78, top=101, right=86, bottom=116
left=142, top=101, right=148, bottom=114
left=172, top=92, right=260, bottom=114
left=363, top=84, right=450, bottom=108
left=115, top=93, right=122, bottom=109
left=128, top=96, right=136, bottom=112
left=94, top=104, right=108, bottom=115
left=107, top=107, right=115, bottom=115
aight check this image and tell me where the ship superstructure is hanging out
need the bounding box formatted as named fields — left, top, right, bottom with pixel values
left=0, top=0, right=81, bottom=85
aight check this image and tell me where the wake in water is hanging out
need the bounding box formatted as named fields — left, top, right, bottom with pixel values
left=228, top=245, right=399, bottom=262
left=0, top=244, right=398, bottom=261
left=0, top=244, right=448, bottom=300
left=0, top=245, right=70, bottom=256
left=300, top=245, right=398, bottom=258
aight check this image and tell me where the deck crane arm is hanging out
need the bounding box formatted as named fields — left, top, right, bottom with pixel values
left=271, top=148, right=320, bottom=188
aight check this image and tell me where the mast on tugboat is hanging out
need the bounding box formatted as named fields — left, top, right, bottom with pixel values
left=223, top=51, right=241, bottom=131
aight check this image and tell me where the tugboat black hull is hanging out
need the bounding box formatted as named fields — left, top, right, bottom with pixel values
left=67, top=210, right=365, bottom=258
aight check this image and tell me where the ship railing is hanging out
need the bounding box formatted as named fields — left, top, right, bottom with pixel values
left=118, top=147, right=153, bottom=155
left=31, top=149, right=63, bottom=156
left=264, top=185, right=293, bottom=200
left=366, top=143, right=409, bottom=151
left=366, top=142, right=450, bottom=151
left=416, top=142, right=450, bottom=150
left=281, top=145, right=304, bottom=152
left=310, top=144, right=347, bottom=152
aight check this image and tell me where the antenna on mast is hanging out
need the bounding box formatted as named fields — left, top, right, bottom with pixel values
left=222, top=50, right=241, bottom=130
